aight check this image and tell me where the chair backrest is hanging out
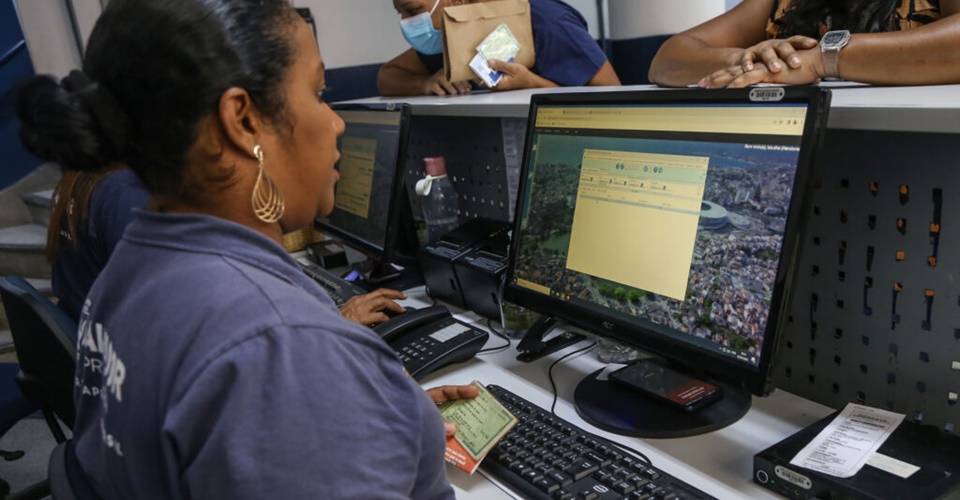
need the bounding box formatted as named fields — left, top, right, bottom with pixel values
left=0, top=276, right=77, bottom=428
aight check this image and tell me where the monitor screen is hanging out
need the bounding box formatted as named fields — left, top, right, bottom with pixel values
left=510, top=96, right=816, bottom=370
left=321, top=109, right=405, bottom=254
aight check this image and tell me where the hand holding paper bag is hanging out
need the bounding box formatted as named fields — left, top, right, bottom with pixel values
left=442, top=0, right=536, bottom=83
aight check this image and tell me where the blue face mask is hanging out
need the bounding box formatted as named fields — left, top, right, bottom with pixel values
left=400, top=0, right=444, bottom=55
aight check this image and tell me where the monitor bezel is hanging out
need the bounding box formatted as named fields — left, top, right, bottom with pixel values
left=319, top=103, right=413, bottom=264
left=503, top=87, right=830, bottom=396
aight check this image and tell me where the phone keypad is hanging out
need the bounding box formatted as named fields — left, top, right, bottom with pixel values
left=396, top=337, right=440, bottom=366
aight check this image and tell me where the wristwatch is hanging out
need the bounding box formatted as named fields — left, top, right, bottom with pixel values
left=820, top=30, right=851, bottom=80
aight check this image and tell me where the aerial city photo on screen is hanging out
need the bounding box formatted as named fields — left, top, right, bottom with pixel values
left=515, top=132, right=801, bottom=365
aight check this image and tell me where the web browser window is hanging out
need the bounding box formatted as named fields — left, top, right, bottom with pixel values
left=513, top=102, right=808, bottom=366
left=322, top=110, right=403, bottom=250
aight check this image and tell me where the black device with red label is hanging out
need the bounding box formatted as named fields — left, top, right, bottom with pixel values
left=609, top=359, right=722, bottom=412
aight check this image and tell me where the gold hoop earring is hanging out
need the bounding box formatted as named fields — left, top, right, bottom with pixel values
left=251, top=145, right=285, bottom=224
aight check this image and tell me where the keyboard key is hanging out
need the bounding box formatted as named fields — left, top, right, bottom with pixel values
left=565, top=460, right=599, bottom=481
left=521, top=469, right=540, bottom=482
left=630, top=492, right=652, bottom=500
left=614, top=481, right=636, bottom=495
left=510, top=462, right=529, bottom=475
left=534, top=477, right=560, bottom=494
left=616, top=469, right=635, bottom=480
left=599, top=473, right=619, bottom=487
left=548, top=470, right=573, bottom=487
left=576, top=489, right=599, bottom=500
left=553, top=490, right=574, bottom=500
left=585, top=451, right=610, bottom=467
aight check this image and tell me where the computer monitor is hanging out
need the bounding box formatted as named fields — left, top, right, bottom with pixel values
left=318, top=104, right=416, bottom=283
left=505, top=88, right=829, bottom=437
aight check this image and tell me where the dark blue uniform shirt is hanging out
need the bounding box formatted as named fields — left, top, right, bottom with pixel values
left=52, top=169, right=149, bottom=321
left=72, top=211, right=453, bottom=499
left=418, top=0, right=607, bottom=86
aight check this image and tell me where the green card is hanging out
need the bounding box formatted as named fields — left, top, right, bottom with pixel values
left=440, top=381, right=518, bottom=460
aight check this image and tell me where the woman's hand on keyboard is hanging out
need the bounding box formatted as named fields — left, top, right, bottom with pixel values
left=426, top=385, right=480, bottom=436
left=339, top=288, right=406, bottom=326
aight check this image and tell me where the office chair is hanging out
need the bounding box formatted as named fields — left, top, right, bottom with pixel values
left=1, top=363, right=37, bottom=458
left=0, top=276, right=77, bottom=443
left=1, top=362, right=41, bottom=497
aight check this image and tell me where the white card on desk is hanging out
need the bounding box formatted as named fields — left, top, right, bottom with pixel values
left=790, top=403, right=905, bottom=478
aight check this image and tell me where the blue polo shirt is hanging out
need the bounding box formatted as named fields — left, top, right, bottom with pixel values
left=72, top=211, right=453, bottom=499
left=418, top=0, right=607, bottom=86
left=52, top=169, right=149, bottom=321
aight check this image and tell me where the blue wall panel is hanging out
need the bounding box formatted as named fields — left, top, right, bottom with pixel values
left=326, top=63, right=382, bottom=103
left=1, top=0, right=40, bottom=190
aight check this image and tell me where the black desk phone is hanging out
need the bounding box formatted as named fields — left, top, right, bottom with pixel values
left=373, top=305, right=489, bottom=380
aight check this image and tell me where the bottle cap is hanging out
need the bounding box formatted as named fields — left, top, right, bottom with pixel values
left=424, top=157, right=447, bottom=177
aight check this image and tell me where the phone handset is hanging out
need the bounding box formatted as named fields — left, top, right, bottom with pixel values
left=373, top=305, right=452, bottom=342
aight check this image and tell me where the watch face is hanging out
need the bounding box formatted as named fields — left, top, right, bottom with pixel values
left=823, top=32, right=847, bottom=46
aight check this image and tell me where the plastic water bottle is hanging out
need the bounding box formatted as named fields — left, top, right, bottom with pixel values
left=415, top=157, right=461, bottom=243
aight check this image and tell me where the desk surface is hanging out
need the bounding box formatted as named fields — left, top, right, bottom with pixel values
left=394, top=288, right=835, bottom=499
left=339, top=84, right=960, bottom=133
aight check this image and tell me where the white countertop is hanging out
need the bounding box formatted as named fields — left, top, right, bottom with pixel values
left=339, top=84, right=960, bottom=133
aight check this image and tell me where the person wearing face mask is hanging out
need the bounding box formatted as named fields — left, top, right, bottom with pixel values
left=379, top=0, right=621, bottom=96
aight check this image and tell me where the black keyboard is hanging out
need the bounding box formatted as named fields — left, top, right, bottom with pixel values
left=484, top=385, right=714, bottom=500
left=299, top=262, right=366, bottom=306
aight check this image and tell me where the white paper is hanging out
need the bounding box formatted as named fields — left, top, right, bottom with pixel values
left=866, top=452, right=920, bottom=479
left=790, top=403, right=905, bottom=478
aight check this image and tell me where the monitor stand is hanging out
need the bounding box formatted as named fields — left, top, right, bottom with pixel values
left=573, top=365, right=752, bottom=439
left=516, top=316, right=586, bottom=363
left=363, top=259, right=424, bottom=292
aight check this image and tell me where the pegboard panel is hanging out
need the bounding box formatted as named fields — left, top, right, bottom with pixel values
left=776, top=128, right=960, bottom=434
left=402, top=116, right=527, bottom=242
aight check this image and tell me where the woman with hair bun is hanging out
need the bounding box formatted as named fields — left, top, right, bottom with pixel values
left=17, top=71, right=149, bottom=323
left=649, top=0, right=960, bottom=88
left=18, top=1, right=473, bottom=497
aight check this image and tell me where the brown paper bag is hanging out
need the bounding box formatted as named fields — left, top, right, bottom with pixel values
left=442, top=0, right=536, bottom=83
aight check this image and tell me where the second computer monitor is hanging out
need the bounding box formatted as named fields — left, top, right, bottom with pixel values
left=320, top=105, right=410, bottom=259
left=507, top=88, right=828, bottom=396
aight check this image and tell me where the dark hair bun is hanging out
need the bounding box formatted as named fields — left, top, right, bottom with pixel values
left=16, top=73, right=124, bottom=172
